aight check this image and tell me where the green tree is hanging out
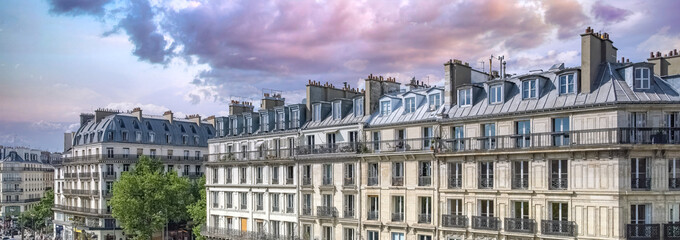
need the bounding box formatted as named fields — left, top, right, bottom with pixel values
left=110, top=156, right=193, bottom=240
left=19, top=189, right=54, bottom=234
left=186, top=175, right=206, bottom=240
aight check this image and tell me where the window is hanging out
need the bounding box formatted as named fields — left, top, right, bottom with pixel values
left=631, top=204, right=651, bottom=225
left=307, top=135, right=315, bottom=147
left=513, top=161, right=529, bottom=189
left=550, top=160, right=568, bottom=190
left=559, top=74, right=575, bottom=94
left=122, top=148, right=129, bottom=158
left=550, top=202, right=568, bottom=221
left=344, top=195, right=355, bottom=218
left=107, top=132, right=113, bottom=141
left=354, top=98, right=364, bottom=116
left=326, top=133, right=336, bottom=148
left=665, top=112, right=679, bottom=143
left=368, top=196, right=379, bottom=220
left=291, top=109, right=300, bottom=128
left=277, top=111, right=285, bottom=130
left=479, top=162, right=493, bottom=189
left=313, top=105, right=322, bottom=122
left=149, top=149, right=156, bottom=158
left=184, top=150, right=189, bottom=160
left=392, top=196, right=404, bottom=222
left=344, top=163, right=355, bottom=186
left=256, top=167, right=263, bottom=184
left=522, top=79, right=537, bottom=99
left=631, top=158, right=650, bottom=190
left=630, top=112, right=647, bottom=143
left=635, top=68, right=650, bottom=89
left=367, top=231, right=378, bottom=240
left=428, top=93, right=441, bottom=110
left=418, top=161, right=431, bottom=186
left=447, top=199, right=463, bottom=216
left=418, top=236, right=431, bottom=240
left=122, top=131, right=128, bottom=141
left=515, top=120, right=531, bottom=148
left=303, top=225, right=312, bottom=240
left=333, top=101, right=342, bottom=120
left=670, top=159, right=680, bottom=190
left=670, top=203, right=680, bottom=223
left=479, top=199, right=494, bottom=218
left=372, top=131, right=381, bottom=151
left=271, top=193, right=280, bottom=212
left=392, top=162, right=403, bottom=186
left=380, top=101, right=391, bottom=115
left=123, top=164, right=130, bottom=172
left=489, top=85, right=502, bottom=104
left=552, top=117, right=570, bottom=146
left=448, top=162, right=462, bottom=188
left=511, top=201, right=530, bottom=232
left=271, top=221, right=280, bottom=236
left=343, top=228, right=354, bottom=240
left=419, top=197, right=432, bottom=223
left=106, top=148, right=114, bottom=158
left=391, top=233, right=404, bottom=240
left=240, top=192, right=247, bottom=209
left=261, top=114, right=269, bottom=132
left=271, top=166, right=279, bottom=184
left=240, top=167, right=247, bottom=184
left=404, top=97, right=416, bottom=113
left=323, top=227, right=333, bottom=240
left=245, top=117, right=252, bottom=134
left=422, top=127, right=432, bottom=148
left=367, top=163, right=379, bottom=186
left=165, top=134, right=171, bottom=143
left=323, top=164, right=333, bottom=185
left=286, top=194, right=294, bottom=213
left=458, top=88, right=472, bottom=106
left=482, top=123, right=496, bottom=149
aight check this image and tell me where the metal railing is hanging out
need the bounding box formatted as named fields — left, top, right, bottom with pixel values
left=240, top=204, right=247, bottom=210
left=472, top=216, right=500, bottom=230
left=364, top=138, right=434, bottom=153
left=53, top=204, right=110, bottom=215
left=185, top=172, right=204, bottom=178
left=256, top=178, right=263, bottom=184
left=550, top=178, right=568, bottom=190
left=302, top=178, right=312, bottom=186
left=632, top=178, right=651, bottom=190
left=391, top=212, right=404, bottom=222
left=62, top=154, right=207, bottom=164
left=207, top=149, right=293, bottom=162
left=367, top=211, right=379, bottom=220
left=392, top=177, right=404, bottom=186
left=272, top=178, right=279, bottom=184
left=1, top=188, right=23, bottom=193
left=541, top=220, right=576, bottom=236
left=79, top=172, right=91, bottom=178
left=296, top=142, right=361, bottom=155
left=316, top=206, right=337, bottom=218
left=418, top=176, right=431, bottom=186
left=302, top=206, right=312, bottom=216
left=418, top=214, right=432, bottom=224
left=626, top=224, right=660, bottom=240
left=478, top=177, right=493, bottom=189
left=442, top=214, right=467, bottom=228
left=448, top=177, right=462, bottom=189
left=101, top=190, right=112, bottom=197
left=2, top=177, right=22, bottom=182
left=240, top=178, right=247, bottom=184
left=256, top=205, right=263, bottom=211
left=512, top=176, right=529, bottom=189
left=201, top=225, right=301, bottom=240
left=368, top=177, right=378, bottom=186
left=322, top=177, right=333, bottom=186
left=670, top=178, right=680, bottom=190
left=343, top=209, right=355, bottom=219
left=286, top=178, right=294, bottom=185
left=505, top=218, right=535, bottom=233
left=665, top=222, right=680, bottom=240
left=286, top=207, right=294, bottom=213
left=103, top=172, right=117, bottom=180
left=344, top=177, right=355, bottom=187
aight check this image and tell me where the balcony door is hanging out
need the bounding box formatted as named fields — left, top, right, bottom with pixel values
left=515, top=121, right=531, bottom=148
left=479, top=162, right=493, bottom=189
left=391, top=233, right=404, bottom=240
left=666, top=112, right=680, bottom=143
left=631, top=158, right=650, bottom=189
left=513, top=161, right=529, bottom=189
left=396, top=129, right=406, bottom=150
left=479, top=200, right=494, bottom=218
left=629, top=112, right=647, bottom=142
left=482, top=124, right=496, bottom=149
left=552, top=117, right=570, bottom=146
left=631, top=204, right=651, bottom=224
left=550, top=202, right=568, bottom=221
left=550, top=160, right=568, bottom=190
left=448, top=162, right=462, bottom=189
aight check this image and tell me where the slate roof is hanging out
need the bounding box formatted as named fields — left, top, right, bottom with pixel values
left=0, top=151, right=28, bottom=163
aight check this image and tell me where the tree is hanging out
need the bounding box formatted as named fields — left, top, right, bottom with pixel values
left=186, top=175, right=206, bottom=240
left=110, top=156, right=193, bottom=240
left=19, top=189, right=54, bottom=234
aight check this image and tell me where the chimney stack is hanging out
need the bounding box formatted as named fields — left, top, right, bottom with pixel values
left=186, top=114, right=202, bottom=126
left=261, top=91, right=285, bottom=110
left=229, top=100, right=254, bottom=115
left=648, top=48, right=680, bottom=76
left=444, top=59, right=473, bottom=107
left=163, top=111, right=174, bottom=124
left=94, top=108, right=118, bottom=124
left=131, top=107, right=142, bottom=121
left=581, top=27, right=617, bottom=93
left=363, top=74, right=400, bottom=115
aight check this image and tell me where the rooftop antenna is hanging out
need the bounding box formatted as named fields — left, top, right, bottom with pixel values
left=480, top=61, right=485, bottom=73
left=497, top=55, right=505, bottom=78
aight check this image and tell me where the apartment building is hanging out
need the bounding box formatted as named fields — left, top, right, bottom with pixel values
left=204, top=28, right=680, bottom=240
left=54, top=108, right=214, bottom=240
left=0, top=149, right=54, bottom=217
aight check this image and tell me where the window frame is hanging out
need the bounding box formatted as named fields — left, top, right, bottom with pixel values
left=458, top=88, right=472, bottom=107
left=404, top=97, right=416, bottom=114
left=634, top=67, right=651, bottom=90
left=558, top=73, right=576, bottom=95
left=380, top=100, right=391, bottom=116
left=428, top=93, right=441, bottom=111
left=521, top=79, right=538, bottom=99
left=489, top=84, right=503, bottom=104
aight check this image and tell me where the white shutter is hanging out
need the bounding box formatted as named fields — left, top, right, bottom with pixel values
left=670, top=204, right=680, bottom=223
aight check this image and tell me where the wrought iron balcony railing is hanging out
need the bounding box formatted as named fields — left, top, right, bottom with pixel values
left=286, top=178, right=294, bottom=185
left=418, top=214, right=432, bottom=224
left=102, top=172, right=117, bottom=180
left=368, top=177, right=378, bottom=186
left=344, top=177, right=355, bottom=187
left=343, top=209, right=355, bottom=219
left=364, top=138, right=435, bottom=153
left=505, top=218, right=535, bottom=233
left=302, top=178, right=312, bottom=186
left=512, top=176, right=529, bottom=189
left=541, top=220, right=576, bottom=236
left=62, top=154, right=207, bottom=164
left=316, top=206, right=337, bottom=218
left=201, top=225, right=301, bottom=240
left=448, top=177, right=462, bottom=189
left=206, top=149, right=293, bottom=162
left=472, top=216, right=500, bottom=230
left=367, top=211, right=379, bottom=220
left=665, top=222, right=680, bottom=240
left=442, top=214, right=467, bottom=228
left=418, top=176, right=431, bottom=186
left=302, top=206, right=312, bottom=216
left=478, top=177, right=493, bottom=189
left=626, top=224, right=660, bottom=240
left=322, top=177, right=333, bottom=186
left=550, top=178, right=568, bottom=190
left=296, top=142, right=361, bottom=155
left=670, top=178, right=680, bottom=190
left=391, top=212, right=404, bottom=222
left=632, top=178, right=651, bottom=190
left=392, top=177, right=404, bottom=186
left=286, top=207, right=294, bottom=213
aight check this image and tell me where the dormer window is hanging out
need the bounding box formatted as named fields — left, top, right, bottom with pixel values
left=163, top=123, right=169, bottom=131
left=291, top=110, right=300, bottom=128
left=146, top=122, right=153, bottom=131
left=405, top=97, right=416, bottom=113
left=119, top=120, right=126, bottom=128
left=354, top=98, right=364, bottom=116
left=380, top=101, right=391, bottom=115
left=277, top=112, right=285, bottom=130
left=558, top=74, right=576, bottom=94
left=333, top=102, right=342, bottom=120
left=261, top=114, right=269, bottom=131
left=522, top=79, right=537, bottom=99
left=231, top=119, right=238, bottom=134
left=190, top=125, right=197, bottom=134
left=133, top=121, right=139, bottom=129
left=313, top=105, right=322, bottom=122
left=489, top=85, right=502, bottom=104
left=458, top=88, right=472, bottom=107
left=635, top=68, right=650, bottom=89
left=428, top=93, right=440, bottom=111
left=180, top=125, right=186, bottom=133
left=148, top=132, right=155, bottom=142
left=245, top=117, right=252, bottom=134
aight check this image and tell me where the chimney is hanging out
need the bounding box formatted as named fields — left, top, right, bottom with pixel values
left=648, top=48, right=680, bottom=76
left=186, top=114, right=202, bottom=126
left=163, top=111, right=174, bottom=124
left=444, top=59, right=472, bottom=107
left=131, top=107, right=142, bottom=121
left=363, top=75, right=401, bottom=115
left=204, top=115, right=216, bottom=127
left=305, top=80, right=363, bottom=120
left=261, top=92, right=285, bottom=110
left=93, top=108, right=118, bottom=123
left=581, top=27, right=617, bottom=93
left=63, top=132, right=74, bottom=153
left=229, top=101, right=254, bottom=115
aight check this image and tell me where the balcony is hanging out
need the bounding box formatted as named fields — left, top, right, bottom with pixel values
left=302, top=206, right=312, bottom=216
left=272, top=178, right=279, bottom=184
left=391, top=212, right=404, bottom=222
left=206, top=149, right=293, bottom=162
left=256, top=178, right=263, bottom=184
left=322, top=177, right=333, bottom=186
left=442, top=214, right=467, bottom=228
left=286, top=207, right=294, bottom=213
left=79, top=172, right=91, bottom=178
left=665, top=222, right=680, bottom=240
left=367, top=177, right=378, bottom=186
left=478, top=178, right=493, bottom=189
left=256, top=205, right=263, bottom=211
left=296, top=142, right=360, bottom=156
left=92, top=172, right=100, bottom=179
left=367, top=211, right=378, bottom=220
left=286, top=178, right=294, bottom=185
left=272, top=206, right=279, bottom=212
left=550, top=178, right=568, bottom=190
left=471, top=216, right=500, bottom=230
left=448, top=177, right=461, bottom=189
left=541, top=220, right=576, bottom=236
left=316, top=206, right=338, bottom=218
left=2, top=177, right=22, bottom=182
left=343, top=177, right=355, bottom=187
left=418, top=176, right=431, bottom=186
left=53, top=204, right=110, bottom=215
left=62, top=154, right=208, bottom=164
left=626, top=224, right=660, bottom=240
left=103, top=172, right=117, bottom=180
left=418, top=214, right=432, bottom=224
left=302, top=178, right=312, bottom=187
left=201, top=225, right=301, bottom=240
left=632, top=178, right=651, bottom=190
left=343, top=209, right=355, bottom=219
left=1, top=188, right=23, bottom=193
left=364, top=138, right=434, bottom=153
left=240, top=178, right=246, bottom=184
left=512, top=177, right=529, bottom=189
left=670, top=178, right=680, bottom=190
left=185, top=172, right=203, bottom=179
left=505, top=218, right=535, bottom=233
left=240, top=204, right=247, bottom=210
left=392, top=177, right=404, bottom=186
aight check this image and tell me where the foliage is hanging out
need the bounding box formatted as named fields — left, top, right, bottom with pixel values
left=186, top=175, right=206, bottom=240
left=110, top=156, right=193, bottom=240
left=19, top=189, right=54, bottom=231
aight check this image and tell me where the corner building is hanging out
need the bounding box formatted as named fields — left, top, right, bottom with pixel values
left=205, top=28, right=680, bottom=240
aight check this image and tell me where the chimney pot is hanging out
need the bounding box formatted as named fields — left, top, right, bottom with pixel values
left=626, top=59, right=630, bottom=63
left=658, top=52, right=662, bottom=58
left=675, top=49, right=678, bottom=56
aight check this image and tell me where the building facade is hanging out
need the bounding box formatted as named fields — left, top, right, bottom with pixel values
left=204, top=28, right=680, bottom=240
left=0, top=147, right=54, bottom=218
left=54, top=108, right=215, bottom=240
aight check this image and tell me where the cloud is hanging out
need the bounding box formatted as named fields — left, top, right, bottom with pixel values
left=344, top=59, right=368, bottom=71
left=104, top=102, right=172, bottom=115
left=47, top=0, right=113, bottom=16
left=591, top=1, right=632, bottom=24
left=637, top=27, right=680, bottom=54
left=544, top=0, right=587, bottom=40
left=30, top=120, right=67, bottom=131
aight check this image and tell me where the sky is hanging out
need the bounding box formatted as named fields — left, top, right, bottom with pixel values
left=1, top=0, right=679, bottom=152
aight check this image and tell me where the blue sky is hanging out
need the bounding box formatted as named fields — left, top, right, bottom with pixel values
left=1, top=0, right=679, bottom=151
